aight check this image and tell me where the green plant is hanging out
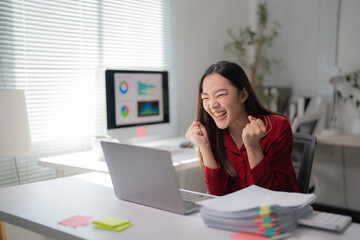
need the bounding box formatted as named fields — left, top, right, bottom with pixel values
left=225, top=3, right=282, bottom=105
left=338, top=70, right=360, bottom=109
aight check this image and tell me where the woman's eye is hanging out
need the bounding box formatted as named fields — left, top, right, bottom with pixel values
left=216, top=93, right=226, bottom=97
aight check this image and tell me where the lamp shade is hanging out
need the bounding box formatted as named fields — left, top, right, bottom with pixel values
left=329, top=66, right=345, bottom=85
left=0, top=89, right=32, bottom=157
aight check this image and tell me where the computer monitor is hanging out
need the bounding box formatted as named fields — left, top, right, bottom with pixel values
left=105, top=69, right=170, bottom=142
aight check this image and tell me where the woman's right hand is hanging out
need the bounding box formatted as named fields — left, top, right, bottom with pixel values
left=185, top=121, right=209, bottom=150
left=185, top=121, right=218, bottom=169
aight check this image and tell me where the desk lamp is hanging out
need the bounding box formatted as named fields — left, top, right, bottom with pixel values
left=0, top=89, right=32, bottom=180
left=0, top=89, right=32, bottom=240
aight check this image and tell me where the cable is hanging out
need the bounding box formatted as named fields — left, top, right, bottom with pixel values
left=14, top=157, right=22, bottom=185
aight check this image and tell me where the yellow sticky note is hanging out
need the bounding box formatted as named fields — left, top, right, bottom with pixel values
left=92, top=217, right=132, bottom=232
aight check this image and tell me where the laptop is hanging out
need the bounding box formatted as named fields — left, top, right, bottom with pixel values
left=101, top=141, right=211, bottom=215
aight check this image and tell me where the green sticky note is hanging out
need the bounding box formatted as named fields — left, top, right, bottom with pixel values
left=92, top=217, right=132, bottom=232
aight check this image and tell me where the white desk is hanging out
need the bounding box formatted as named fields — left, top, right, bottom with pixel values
left=38, top=137, right=200, bottom=177
left=313, top=133, right=360, bottom=211
left=315, top=133, right=360, bottom=148
left=0, top=172, right=359, bottom=240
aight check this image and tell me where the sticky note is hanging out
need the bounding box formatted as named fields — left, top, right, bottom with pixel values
left=136, top=126, right=147, bottom=138
left=229, top=232, right=267, bottom=240
left=92, top=217, right=132, bottom=232
left=58, top=215, right=93, bottom=228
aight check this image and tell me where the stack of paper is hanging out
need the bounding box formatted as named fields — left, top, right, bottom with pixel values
left=198, top=185, right=316, bottom=237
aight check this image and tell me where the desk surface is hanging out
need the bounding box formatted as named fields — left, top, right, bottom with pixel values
left=0, top=172, right=359, bottom=240
left=315, top=133, right=360, bottom=148
left=38, top=137, right=200, bottom=176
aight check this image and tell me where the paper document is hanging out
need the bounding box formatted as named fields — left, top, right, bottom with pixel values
left=198, top=185, right=316, bottom=212
left=198, top=185, right=317, bottom=237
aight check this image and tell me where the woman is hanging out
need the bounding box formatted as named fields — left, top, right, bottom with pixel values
left=185, top=61, right=299, bottom=196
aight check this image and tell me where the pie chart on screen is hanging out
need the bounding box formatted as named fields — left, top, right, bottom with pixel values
left=121, top=105, right=129, bottom=117
left=119, top=80, right=128, bottom=94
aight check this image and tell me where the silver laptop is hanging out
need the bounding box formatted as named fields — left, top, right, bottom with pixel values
left=101, top=141, right=208, bottom=215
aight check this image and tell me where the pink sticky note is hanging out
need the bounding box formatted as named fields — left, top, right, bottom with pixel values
left=229, top=232, right=268, bottom=240
left=136, top=126, right=147, bottom=138
left=59, top=215, right=93, bottom=228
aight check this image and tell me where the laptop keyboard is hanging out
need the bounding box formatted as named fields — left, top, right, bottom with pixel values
left=183, top=200, right=201, bottom=214
left=151, top=145, right=182, bottom=154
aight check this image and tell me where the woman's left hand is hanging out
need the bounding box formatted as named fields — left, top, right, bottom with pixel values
left=242, top=115, right=267, bottom=150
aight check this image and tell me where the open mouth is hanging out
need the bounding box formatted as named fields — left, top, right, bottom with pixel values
left=213, top=111, right=227, bottom=119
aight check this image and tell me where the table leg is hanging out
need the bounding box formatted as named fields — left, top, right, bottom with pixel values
left=0, top=221, right=6, bottom=240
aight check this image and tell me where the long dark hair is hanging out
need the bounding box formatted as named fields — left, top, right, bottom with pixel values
left=196, top=61, right=276, bottom=177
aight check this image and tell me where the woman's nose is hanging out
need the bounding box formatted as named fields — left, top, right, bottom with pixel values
left=209, top=99, right=219, bottom=109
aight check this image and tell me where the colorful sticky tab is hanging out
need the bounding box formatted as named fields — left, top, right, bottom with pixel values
left=254, top=207, right=271, bottom=218
left=259, top=206, right=271, bottom=216
left=92, top=217, right=132, bottom=232
left=58, top=215, right=93, bottom=228
left=264, top=227, right=275, bottom=237
left=261, top=217, right=273, bottom=227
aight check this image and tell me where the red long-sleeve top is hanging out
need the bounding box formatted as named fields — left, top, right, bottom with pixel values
left=203, top=114, right=300, bottom=196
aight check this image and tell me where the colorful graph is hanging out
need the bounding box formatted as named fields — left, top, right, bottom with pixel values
left=138, top=81, right=156, bottom=95
left=121, top=105, right=130, bottom=117
left=119, top=81, right=129, bottom=94
left=138, top=101, right=159, bottom=116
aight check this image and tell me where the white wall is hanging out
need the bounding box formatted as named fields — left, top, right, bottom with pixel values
left=337, top=0, right=360, bottom=73
left=172, top=0, right=251, bottom=135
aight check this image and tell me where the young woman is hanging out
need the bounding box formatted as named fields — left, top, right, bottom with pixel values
left=185, top=61, right=299, bottom=196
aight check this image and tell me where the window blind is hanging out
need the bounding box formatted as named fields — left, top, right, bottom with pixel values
left=259, top=0, right=339, bottom=97
left=0, top=0, right=172, bottom=187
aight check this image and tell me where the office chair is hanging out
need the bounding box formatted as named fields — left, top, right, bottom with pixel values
left=292, top=132, right=317, bottom=193
left=291, top=97, right=327, bottom=135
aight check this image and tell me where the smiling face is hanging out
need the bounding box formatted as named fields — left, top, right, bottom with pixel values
left=201, top=73, right=248, bottom=130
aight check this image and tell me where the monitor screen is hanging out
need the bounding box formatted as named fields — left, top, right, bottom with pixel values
left=105, top=70, right=169, bottom=130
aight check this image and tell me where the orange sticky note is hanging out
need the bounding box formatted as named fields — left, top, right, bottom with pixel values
left=136, top=126, right=147, bottom=138
left=229, top=232, right=268, bottom=240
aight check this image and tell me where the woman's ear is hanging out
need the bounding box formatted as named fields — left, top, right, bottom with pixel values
left=239, top=89, right=248, bottom=103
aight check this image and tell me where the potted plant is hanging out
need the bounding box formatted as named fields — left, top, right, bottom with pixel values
left=225, top=3, right=282, bottom=107
left=338, top=70, right=360, bottom=108
left=337, top=70, right=360, bottom=133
